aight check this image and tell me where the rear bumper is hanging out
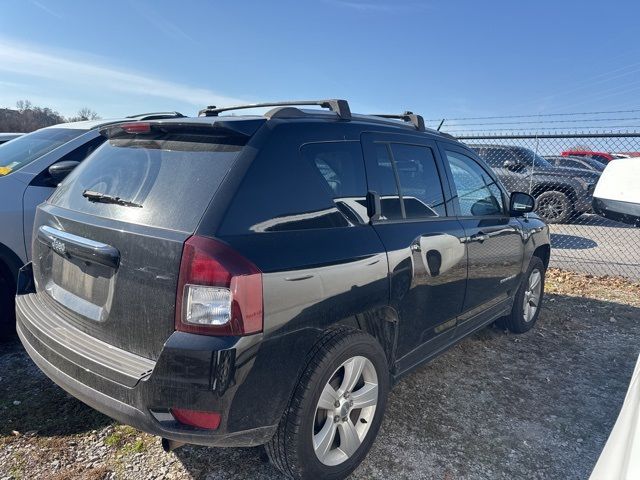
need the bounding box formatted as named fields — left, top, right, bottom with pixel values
left=16, top=286, right=277, bottom=447
left=593, top=198, right=640, bottom=226
left=574, top=193, right=594, bottom=213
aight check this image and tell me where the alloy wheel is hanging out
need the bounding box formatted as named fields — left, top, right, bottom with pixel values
left=523, top=268, right=542, bottom=322
left=312, top=355, right=379, bottom=466
left=537, top=196, right=565, bottom=222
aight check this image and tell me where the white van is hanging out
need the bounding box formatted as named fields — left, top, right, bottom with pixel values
left=592, top=157, right=640, bottom=226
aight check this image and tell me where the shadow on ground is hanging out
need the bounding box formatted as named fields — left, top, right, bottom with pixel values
left=551, top=233, right=598, bottom=250
left=1, top=291, right=638, bottom=479
left=0, top=340, right=112, bottom=437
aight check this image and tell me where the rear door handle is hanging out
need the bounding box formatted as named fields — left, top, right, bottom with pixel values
left=37, top=225, right=120, bottom=269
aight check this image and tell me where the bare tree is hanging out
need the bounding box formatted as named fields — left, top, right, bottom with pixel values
left=15, top=100, right=32, bottom=112
left=68, top=107, right=101, bottom=122
left=2, top=100, right=103, bottom=132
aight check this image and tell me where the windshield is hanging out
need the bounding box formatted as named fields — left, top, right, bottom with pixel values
left=0, top=128, right=85, bottom=176
left=512, top=147, right=553, bottom=169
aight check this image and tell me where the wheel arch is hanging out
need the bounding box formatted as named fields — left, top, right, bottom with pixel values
left=352, top=307, right=399, bottom=371
left=531, top=182, right=577, bottom=204
left=309, top=306, right=400, bottom=379
left=0, top=242, right=23, bottom=290
left=532, top=244, right=551, bottom=270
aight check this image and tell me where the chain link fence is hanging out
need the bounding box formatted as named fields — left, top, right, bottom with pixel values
left=449, top=131, right=640, bottom=280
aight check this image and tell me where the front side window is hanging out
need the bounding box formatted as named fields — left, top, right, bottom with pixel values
left=445, top=151, right=504, bottom=217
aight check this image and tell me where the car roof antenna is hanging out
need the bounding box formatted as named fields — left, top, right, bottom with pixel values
left=437, top=119, right=445, bottom=131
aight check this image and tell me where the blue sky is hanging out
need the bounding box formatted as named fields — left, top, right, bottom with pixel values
left=1, top=0, right=639, bottom=129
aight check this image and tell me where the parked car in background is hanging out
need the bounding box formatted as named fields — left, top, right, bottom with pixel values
left=545, top=155, right=605, bottom=172
left=0, top=112, right=184, bottom=337
left=593, top=157, right=640, bottom=226
left=614, top=152, right=640, bottom=159
left=15, top=100, right=550, bottom=480
left=561, top=149, right=615, bottom=165
left=0, top=133, right=23, bottom=145
left=468, top=144, right=600, bottom=224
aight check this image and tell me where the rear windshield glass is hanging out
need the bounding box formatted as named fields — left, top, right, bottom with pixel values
left=49, top=132, right=246, bottom=232
left=0, top=128, right=85, bottom=176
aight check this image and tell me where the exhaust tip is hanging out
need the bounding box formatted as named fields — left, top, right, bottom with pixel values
left=161, top=437, right=185, bottom=452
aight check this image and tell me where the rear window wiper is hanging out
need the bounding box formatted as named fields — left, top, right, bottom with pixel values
left=82, top=190, right=143, bottom=208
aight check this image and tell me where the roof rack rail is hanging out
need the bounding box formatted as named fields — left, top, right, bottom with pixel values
left=198, top=99, right=352, bottom=120
left=369, top=111, right=425, bottom=132
left=126, top=112, right=185, bottom=120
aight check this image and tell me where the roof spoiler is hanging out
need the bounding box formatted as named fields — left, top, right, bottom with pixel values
left=198, top=99, right=352, bottom=120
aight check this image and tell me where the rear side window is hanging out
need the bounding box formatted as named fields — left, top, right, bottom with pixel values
left=301, top=141, right=369, bottom=226
left=369, top=144, right=404, bottom=221
left=390, top=144, right=446, bottom=218
left=365, top=142, right=446, bottom=221
left=50, top=132, right=246, bottom=232
left=0, top=128, right=85, bottom=176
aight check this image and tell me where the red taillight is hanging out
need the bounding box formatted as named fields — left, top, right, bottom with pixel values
left=171, top=408, right=221, bottom=430
left=120, top=122, right=151, bottom=134
left=175, top=235, right=263, bottom=336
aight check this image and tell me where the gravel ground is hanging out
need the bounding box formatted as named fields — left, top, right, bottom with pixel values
left=1, top=269, right=639, bottom=480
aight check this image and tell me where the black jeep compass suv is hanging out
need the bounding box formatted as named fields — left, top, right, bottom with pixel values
left=16, top=100, right=550, bottom=480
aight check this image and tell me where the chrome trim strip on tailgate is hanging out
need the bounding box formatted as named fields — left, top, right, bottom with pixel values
left=37, top=225, right=120, bottom=269
left=16, top=293, right=155, bottom=388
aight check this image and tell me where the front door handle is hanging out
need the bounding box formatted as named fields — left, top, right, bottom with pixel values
left=463, top=232, right=489, bottom=244
left=472, top=233, right=489, bottom=243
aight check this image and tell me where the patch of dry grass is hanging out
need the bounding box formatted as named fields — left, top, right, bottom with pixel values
left=546, top=268, right=640, bottom=307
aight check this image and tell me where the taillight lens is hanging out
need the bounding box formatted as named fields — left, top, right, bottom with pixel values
left=171, top=408, right=221, bottom=430
left=175, top=236, right=263, bottom=336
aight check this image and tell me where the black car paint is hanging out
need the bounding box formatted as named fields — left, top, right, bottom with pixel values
left=16, top=114, right=550, bottom=448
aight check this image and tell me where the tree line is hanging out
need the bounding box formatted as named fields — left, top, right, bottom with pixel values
left=0, top=100, right=100, bottom=133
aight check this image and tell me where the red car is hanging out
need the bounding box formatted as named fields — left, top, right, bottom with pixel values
left=561, top=150, right=615, bottom=164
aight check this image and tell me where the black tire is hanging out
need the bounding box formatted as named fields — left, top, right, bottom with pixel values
left=498, top=256, right=546, bottom=334
left=0, top=272, right=16, bottom=340
left=535, top=190, right=573, bottom=224
left=265, top=328, right=389, bottom=480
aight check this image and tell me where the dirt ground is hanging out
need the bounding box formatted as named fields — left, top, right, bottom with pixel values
left=1, top=269, right=639, bottom=480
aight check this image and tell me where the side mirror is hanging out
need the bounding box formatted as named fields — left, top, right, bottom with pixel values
left=503, top=160, right=525, bottom=172
left=48, top=160, right=80, bottom=184
left=510, top=192, right=535, bottom=215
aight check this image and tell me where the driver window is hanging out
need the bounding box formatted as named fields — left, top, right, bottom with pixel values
left=445, top=151, right=505, bottom=216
